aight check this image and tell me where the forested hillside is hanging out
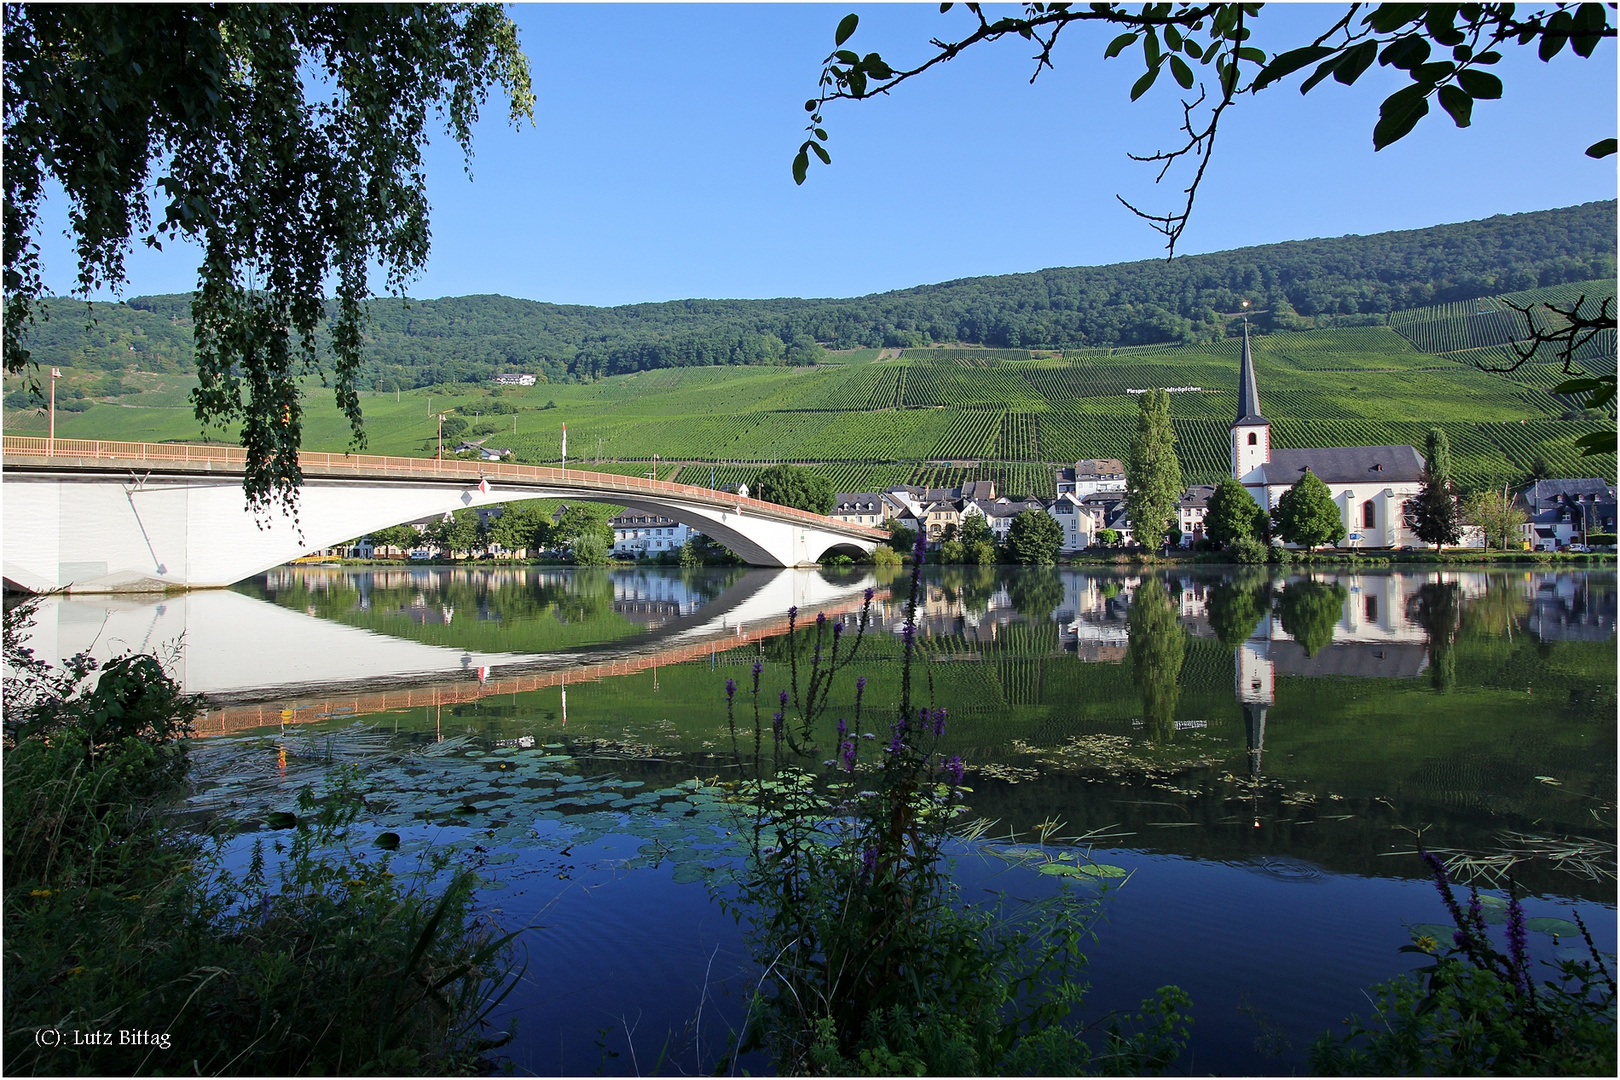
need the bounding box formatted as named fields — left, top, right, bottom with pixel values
left=21, top=200, right=1615, bottom=388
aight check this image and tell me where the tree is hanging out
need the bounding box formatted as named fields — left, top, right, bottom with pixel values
left=1097, top=528, right=1122, bottom=547
left=369, top=523, right=421, bottom=557
left=753, top=464, right=835, bottom=515
left=1273, top=470, right=1346, bottom=552
left=1128, top=577, right=1186, bottom=743
left=960, top=511, right=994, bottom=549
left=551, top=504, right=613, bottom=559
left=799, top=6, right=1617, bottom=425
left=1407, top=581, right=1462, bottom=691
left=1465, top=487, right=1529, bottom=550
left=1277, top=578, right=1348, bottom=656
left=886, top=521, right=918, bottom=556
left=4, top=6, right=534, bottom=515
left=1206, top=477, right=1262, bottom=548
left=1206, top=574, right=1272, bottom=648
left=1411, top=428, right=1462, bottom=551
left=801, top=7, right=1613, bottom=252
left=430, top=509, right=483, bottom=559
left=488, top=501, right=551, bottom=557
left=1005, top=509, right=1061, bottom=565
left=939, top=539, right=966, bottom=564
left=1125, top=388, right=1182, bottom=552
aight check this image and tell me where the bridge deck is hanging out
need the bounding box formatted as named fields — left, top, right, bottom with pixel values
left=1, top=436, right=886, bottom=540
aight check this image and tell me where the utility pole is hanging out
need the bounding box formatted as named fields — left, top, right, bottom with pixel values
left=437, top=413, right=446, bottom=460
left=47, top=367, right=59, bottom=456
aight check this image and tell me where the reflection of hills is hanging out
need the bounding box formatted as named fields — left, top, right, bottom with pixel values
left=1269, top=641, right=1429, bottom=679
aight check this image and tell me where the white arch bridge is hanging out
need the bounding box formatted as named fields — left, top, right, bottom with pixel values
left=2, top=437, right=885, bottom=593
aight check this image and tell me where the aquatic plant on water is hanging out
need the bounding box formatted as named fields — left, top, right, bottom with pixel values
left=717, top=533, right=1190, bottom=1075
left=2, top=597, right=522, bottom=1075
left=1312, top=850, right=1616, bottom=1076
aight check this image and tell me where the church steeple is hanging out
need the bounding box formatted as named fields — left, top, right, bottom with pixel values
left=1234, top=321, right=1265, bottom=427
left=1230, top=319, right=1271, bottom=482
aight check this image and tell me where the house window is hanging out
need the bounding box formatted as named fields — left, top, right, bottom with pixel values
left=1247, top=432, right=1257, bottom=446
left=1364, top=594, right=1377, bottom=621
left=1362, top=500, right=1376, bottom=528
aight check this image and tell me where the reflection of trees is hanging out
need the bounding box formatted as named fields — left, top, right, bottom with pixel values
left=1459, top=576, right=1530, bottom=642
left=1009, top=569, right=1063, bottom=623
left=1276, top=578, right=1347, bottom=657
left=1407, top=581, right=1462, bottom=692
left=1128, top=577, right=1185, bottom=743
left=1207, top=572, right=1272, bottom=648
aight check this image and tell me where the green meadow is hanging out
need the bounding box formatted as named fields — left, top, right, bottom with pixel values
left=7, top=282, right=1613, bottom=497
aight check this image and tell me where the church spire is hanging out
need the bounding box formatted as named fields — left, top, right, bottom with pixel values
left=1234, top=320, right=1265, bottom=426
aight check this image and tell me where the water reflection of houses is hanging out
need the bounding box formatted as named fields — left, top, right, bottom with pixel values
left=1527, top=573, right=1617, bottom=641
left=1057, top=573, right=1131, bottom=660
left=611, top=571, right=715, bottom=630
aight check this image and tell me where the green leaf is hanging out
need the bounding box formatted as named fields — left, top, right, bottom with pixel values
left=1410, top=923, right=1455, bottom=941
left=847, top=68, right=867, bottom=98
left=1527, top=917, right=1581, bottom=937
left=1367, top=4, right=1426, bottom=34
left=1164, top=25, right=1183, bottom=50
left=792, top=149, right=809, bottom=185
left=1334, top=41, right=1379, bottom=85
left=1586, top=138, right=1617, bottom=158
left=864, top=54, right=894, bottom=80
left=1411, top=60, right=1457, bottom=83
left=835, top=13, right=859, bottom=46
left=1300, top=55, right=1344, bottom=95
left=1130, top=64, right=1161, bottom=102
left=1077, top=863, right=1128, bottom=878
left=1540, top=11, right=1573, bottom=60
left=1236, top=46, right=1266, bottom=64
left=1424, top=4, right=1466, bottom=46
left=1379, top=35, right=1431, bottom=70
left=1552, top=377, right=1603, bottom=394
left=374, top=831, right=401, bottom=849
left=834, top=49, right=859, bottom=65
left=1455, top=68, right=1502, bottom=99
left=1254, top=44, right=1334, bottom=89
left=1170, top=55, right=1194, bottom=89
left=809, top=141, right=831, bottom=165
left=1039, top=862, right=1086, bottom=876
left=1373, top=86, right=1430, bottom=149
left=1105, top=32, right=1139, bottom=59
left=1437, top=84, right=1472, bottom=127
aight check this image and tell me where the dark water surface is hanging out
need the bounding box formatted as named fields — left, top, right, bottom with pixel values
left=24, top=565, right=1617, bottom=1075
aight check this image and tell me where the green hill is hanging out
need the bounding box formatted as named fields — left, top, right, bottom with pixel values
left=12, top=201, right=1615, bottom=387
left=8, top=276, right=1614, bottom=496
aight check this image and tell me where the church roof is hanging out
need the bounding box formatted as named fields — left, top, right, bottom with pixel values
left=1233, top=322, right=1266, bottom=426
left=1260, top=444, right=1425, bottom=486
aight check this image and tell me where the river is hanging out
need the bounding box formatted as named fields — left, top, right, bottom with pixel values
left=16, top=564, right=1617, bottom=1075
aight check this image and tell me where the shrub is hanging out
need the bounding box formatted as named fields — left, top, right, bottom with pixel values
left=1229, top=536, right=1268, bottom=564
left=718, top=534, right=1190, bottom=1075
left=2, top=600, right=521, bottom=1076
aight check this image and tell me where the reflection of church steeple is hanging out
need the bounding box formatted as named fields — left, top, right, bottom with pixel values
left=1235, top=639, right=1274, bottom=779
left=1242, top=700, right=1268, bottom=778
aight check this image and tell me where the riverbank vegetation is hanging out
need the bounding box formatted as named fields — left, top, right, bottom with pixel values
left=1, top=598, right=520, bottom=1075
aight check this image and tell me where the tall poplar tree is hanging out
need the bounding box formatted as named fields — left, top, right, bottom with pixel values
left=1125, top=388, right=1182, bottom=552
left=1412, top=428, right=1462, bottom=552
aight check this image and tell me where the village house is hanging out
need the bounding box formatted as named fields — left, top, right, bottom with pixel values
left=1046, top=493, right=1098, bottom=552
left=610, top=512, right=696, bottom=558
left=1514, top=478, right=1617, bottom=549
left=830, top=493, right=891, bottom=527
left=492, top=373, right=537, bottom=386
left=1054, top=459, right=1126, bottom=499
left=1177, top=484, right=1217, bottom=546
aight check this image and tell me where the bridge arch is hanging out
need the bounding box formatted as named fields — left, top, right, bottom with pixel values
left=2, top=439, right=884, bottom=592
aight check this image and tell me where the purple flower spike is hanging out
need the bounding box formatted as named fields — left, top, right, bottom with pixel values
left=861, top=848, right=877, bottom=875
left=933, top=707, right=947, bottom=737
left=902, top=624, right=915, bottom=648
left=864, top=587, right=874, bottom=602
left=833, top=620, right=844, bottom=640
left=725, top=678, right=736, bottom=702
left=837, top=717, right=847, bottom=738
left=817, top=611, right=827, bottom=627
left=1506, top=895, right=1530, bottom=996
left=779, top=689, right=789, bottom=707
left=944, top=755, right=964, bottom=785
left=913, top=531, right=927, bottom=564
left=856, top=676, right=867, bottom=695
left=772, top=711, right=784, bottom=740
left=840, top=739, right=857, bottom=772
left=788, top=606, right=798, bottom=630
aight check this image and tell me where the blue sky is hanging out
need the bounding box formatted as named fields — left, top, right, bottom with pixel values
left=32, top=3, right=1618, bottom=307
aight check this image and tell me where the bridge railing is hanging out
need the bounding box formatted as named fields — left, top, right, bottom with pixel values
left=1, top=435, right=887, bottom=539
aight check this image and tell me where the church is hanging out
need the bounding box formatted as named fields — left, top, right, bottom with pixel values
left=1230, top=324, right=1426, bottom=549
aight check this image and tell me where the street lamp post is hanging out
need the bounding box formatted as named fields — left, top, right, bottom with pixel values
left=48, top=367, right=60, bottom=456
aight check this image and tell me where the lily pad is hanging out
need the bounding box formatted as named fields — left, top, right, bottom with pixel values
left=1077, top=863, right=1128, bottom=878
left=374, top=832, right=401, bottom=850
left=1409, top=923, right=1455, bottom=942
left=1038, top=863, right=1087, bottom=877
left=670, top=863, right=709, bottom=885
left=1527, top=917, right=1581, bottom=937
left=265, top=811, right=299, bottom=830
